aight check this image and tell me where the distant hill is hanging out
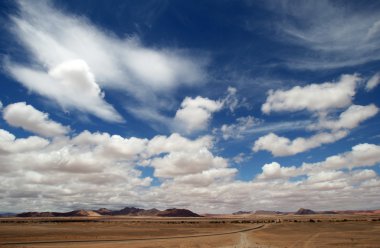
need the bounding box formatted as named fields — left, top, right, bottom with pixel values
left=157, top=208, right=201, bottom=217
left=16, top=207, right=200, bottom=218
left=0, top=212, right=16, bottom=217
left=110, top=207, right=160, bottom=216
left=254, top=210, right=283, bottom=215
left=17, top=210, right=101, bottom=217
left=232, top=211, right=252, bottom=215
left=295, top=208, right=316, bottom=215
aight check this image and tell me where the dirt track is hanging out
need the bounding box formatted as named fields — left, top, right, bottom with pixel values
left=1, top=224, right=264, bottom=247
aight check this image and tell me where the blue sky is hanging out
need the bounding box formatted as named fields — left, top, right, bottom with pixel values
left=0, top=0, right=380, bottom=213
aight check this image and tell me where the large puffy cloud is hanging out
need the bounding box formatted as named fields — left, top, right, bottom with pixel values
left=151, top=149, right=228, bottom=178
left=174, top=96, right=223, bottom=133
left=3, top=102, right=70, bottom=137
left=146, top=133, right=228, bottom=178
left=7, top=0, right=204, bottom=124
left=262, top=74, right=359, bottom=114
left=1, top=127, right=380, bottom=213
left=0, top=127, right=238, bottom=212
left=253, top=131, right=348, bottom=156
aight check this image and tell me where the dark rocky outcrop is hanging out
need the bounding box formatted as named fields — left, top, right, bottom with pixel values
left=156, top=208, right=201, bottom=217
left=295, top=208, right=316, bottom=215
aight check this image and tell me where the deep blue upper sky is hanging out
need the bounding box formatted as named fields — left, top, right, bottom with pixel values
left=0, top=0, right=380, bottom=212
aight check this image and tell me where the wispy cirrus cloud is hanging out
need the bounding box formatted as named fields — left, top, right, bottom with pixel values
left=262, top=0, right=380, bottom=69
left=6, top=0, right=206, bottom=123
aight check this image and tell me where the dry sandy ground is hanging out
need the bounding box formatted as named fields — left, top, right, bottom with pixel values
left=1, top=217, right=379, bottom=247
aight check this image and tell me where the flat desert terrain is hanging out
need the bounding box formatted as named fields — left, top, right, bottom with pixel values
left=1, top=215, right=380, bottom=247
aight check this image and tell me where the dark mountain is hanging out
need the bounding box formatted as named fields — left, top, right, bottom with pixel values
left=254, top=210, right=283, bottom=215
left=233, top=211, right=252, bottom=215
left=295, top=208, right=316, bottom=215
left=111, top=207, right=161, bottom=216
left=157, top=208, right=201, bottom=217
left=94, top=208, right=113, bottom=215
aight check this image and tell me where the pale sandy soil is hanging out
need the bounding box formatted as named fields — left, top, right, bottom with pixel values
left=1, top=216, right=379, bottom=247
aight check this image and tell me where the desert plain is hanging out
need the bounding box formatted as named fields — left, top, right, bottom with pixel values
left=1, top=213, right=380, bottom=248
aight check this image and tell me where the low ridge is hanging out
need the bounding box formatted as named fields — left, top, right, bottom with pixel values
left=17, top=207, right=200, bottom=218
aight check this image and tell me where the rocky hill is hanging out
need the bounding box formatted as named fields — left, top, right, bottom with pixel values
left=156, top=208, right=201, bottom=217
left=17, top=210, right=101, bottom=217
left=17, top=207, right=200, bottom=218
left=295, top=208, right=316, bottom=215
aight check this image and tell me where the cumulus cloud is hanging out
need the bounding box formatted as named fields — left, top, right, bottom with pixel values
left=255, top=74, right=378, bottom=156
left=257, top=162, right=297, bottom=180
left=253, top=131, right=348, bottom=157
left=1, top=126, right=380, bottom=213
left=0, top=127, right=240, bottom=212
left=262, top=74, right=359, bottom=114
left=174, top=96, right=223, bottom=133
left=366, top=72, right=380, bottom=91
left=173, top=168, right=237, bottom=187
left=6, top=0, right=205, bottom=124
left=256, top=143, right=380, bottom=180
left=310, top=104, right=379, bottom=131
left=3, top=102, right=70, bottom=137
left=151, top=149, right=228, bottom=178
left=0, top=129, right=49, bottom=155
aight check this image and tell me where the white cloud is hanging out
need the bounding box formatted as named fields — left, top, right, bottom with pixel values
left=366, top=73, right=380, bottom=91
left=220, top=116, right=258, bottom=140
left=0, top=129, right=49, bottom=155
left=223, top=87, right=239, bottom=112
left=310, top=104, right=379, bottom=131
left=256, top=74, right=377, bottom=156
left=319, top=143, right=380, bottom=171
left=0, top=127, right=240, bottom=212
left=151, top=149, right=228, bottom=178
left=253, top=131, right=348, bottom=156
left=265, top=0, right=380, bottom=69
left=7, top=0, right=205, bottom=124
left=173, top=168, right=237, bottom=187
left=257, top=162, right=297, bottom=180
left=8, top=60, right=123, bottom=122
left=174, top=96, right=223, bottom=133
left=256, top=143, right=380, bottom=180
left=1, top=126, right=380, bottom=213
left=3, top=102, right=70, bottom=137
left=147, top=133, right=213, bottom=156
left=262, top=74, right=359, bottom=114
